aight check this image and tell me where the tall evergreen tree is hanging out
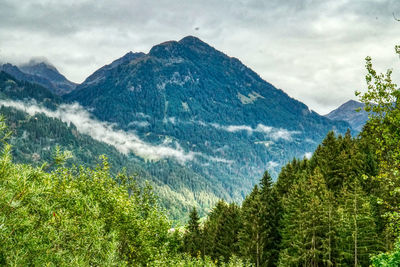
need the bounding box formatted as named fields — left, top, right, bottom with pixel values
left=259, top=171, right=281, bottom=266
left=336, top=179, right=382, bottom=266
left=239, top=185, right=263, bottom=266
left=278, top=168, right=335, bottom=266
left=203, top=200, right=228, bottom=258
left=184, top=207, right=202, bottom=257
left=214, top=203, right=242, bottom=262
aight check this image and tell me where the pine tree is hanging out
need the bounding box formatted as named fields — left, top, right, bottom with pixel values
left=336, top=179, right=382, bottom=266
left=278, top=168, right=334, bottom=266
left=184, top=207, right=202, bottom=257
left=201, top=200, right=242, bottom=262
left=203, top=200, right=228, bottom=258
left=259, top=171, right=281, bottom=266
left=239, top=185, right=263, bottom=266
left=214, top=203, right=242, bottom=262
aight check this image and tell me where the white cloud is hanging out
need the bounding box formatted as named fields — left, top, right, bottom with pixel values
left=304, top=152, right=313, bottom=159
left=269, top=128, right=297, bottom=141
left=0, top=100, right=196, bottom=162
left=205, top=155, right=234, bottom=164
left=210, top=122, right=299, bottom=141
left=225, top=125, right=253, bottom=133
left=163, top=118, right=299, bottom=141
left=267, top=160, right=279, bottom=170
left=128, top=121, right=150, bottom=128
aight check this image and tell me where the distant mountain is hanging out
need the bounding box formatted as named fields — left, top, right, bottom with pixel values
left=0, top=61, right=76, bottom=95
left=65, top=36, right=351, bottom=204
left=0, top=70, right=61, bottom=108
left=325, top=100, right=368, bottom=132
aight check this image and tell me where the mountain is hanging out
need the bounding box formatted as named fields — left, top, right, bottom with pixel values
left=65, top=36, right=352, bottom=204
left=0, top=70, right=61, bottom=107
left=0, top=37, right=354, bottom=221
left=0, top=61, right=76, bottom=95
left=325, top=100, right=368, bottom=132
left=0, top=71, right=219, bottom=221
left=81, top=51, right=145, bottom=86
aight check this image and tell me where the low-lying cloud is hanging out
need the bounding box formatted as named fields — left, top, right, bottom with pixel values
left=157, top=117, right=299, bottom=142
left=267, top=160, right=279, bottom=170
left=0, top=100, right=198, bottom=162
left=210, top=122, right=299, bottom=141
left=304, top=152, right=313, bottom=159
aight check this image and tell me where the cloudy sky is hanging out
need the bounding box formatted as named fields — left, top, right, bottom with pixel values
left=1, top=0, right=400, bottom=114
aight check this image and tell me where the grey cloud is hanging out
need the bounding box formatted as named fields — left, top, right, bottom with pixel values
left=1, top=0, right=400, bottom=113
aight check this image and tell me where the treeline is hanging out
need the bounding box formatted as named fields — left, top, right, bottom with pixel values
left=0, top=122, right=244, bottom=266
left=182, top=54, right=400, bottom=266
left=183, top=131, right=383, bottom=266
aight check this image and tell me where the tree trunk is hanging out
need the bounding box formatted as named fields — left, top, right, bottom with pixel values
left=354, top=192, right=358, bottom=267
left=256, top=231, right=260, bottom=267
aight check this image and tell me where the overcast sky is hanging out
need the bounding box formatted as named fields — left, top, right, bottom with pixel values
left=1, top=0, right=400, bottom=114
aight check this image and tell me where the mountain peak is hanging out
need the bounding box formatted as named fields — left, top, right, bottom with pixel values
left=21, top=59, right=58, bottom=73
left=148, top=40, right=181, bottom=57
left=325, top=99, right=366, bottom=132
left=11, top=60, right=77, bottom=95
left=179, top=35, right=205, bottom=45
left=148, top=36, right=214, bottom=59
left=340, top=99, right=363, bottom=108
left=122, top=51, right=145, bottom=60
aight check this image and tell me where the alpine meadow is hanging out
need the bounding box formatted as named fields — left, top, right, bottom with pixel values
left=1, top=1, right=400, bottom=266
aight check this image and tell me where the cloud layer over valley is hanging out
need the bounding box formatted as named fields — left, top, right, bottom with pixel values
left=0, top=100, right=302, bottom=168
left=0, top=100, right=197, bottom=162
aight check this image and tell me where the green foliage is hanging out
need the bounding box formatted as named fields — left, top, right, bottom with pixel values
left=371, top=239, right=400, bottom=266
left=239, top=185, right=263, bottom=265
left=336, top=179, right=382, bottom=266
left=0, top=135, right=183, bottom=265
left=201, top=200, right=242, bottom=262
left=183, top=126, right=387, bottom=266
left=184, top=207, right=202, bottom=257
left=356, top=46, right=400, bottom=263
left=239, top=171, right=280, bottom=267
left=278, top=168, right=335, bottom=267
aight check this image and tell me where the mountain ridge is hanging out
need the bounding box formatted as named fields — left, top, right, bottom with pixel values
left=325, top=100, right=368, bottom=132
left=0, top=61, right=76, bottom=95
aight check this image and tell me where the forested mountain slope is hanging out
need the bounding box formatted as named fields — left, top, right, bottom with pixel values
left=0, top=71, right=220, bottom=221
left=65, top=35, right=351, bottom=200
